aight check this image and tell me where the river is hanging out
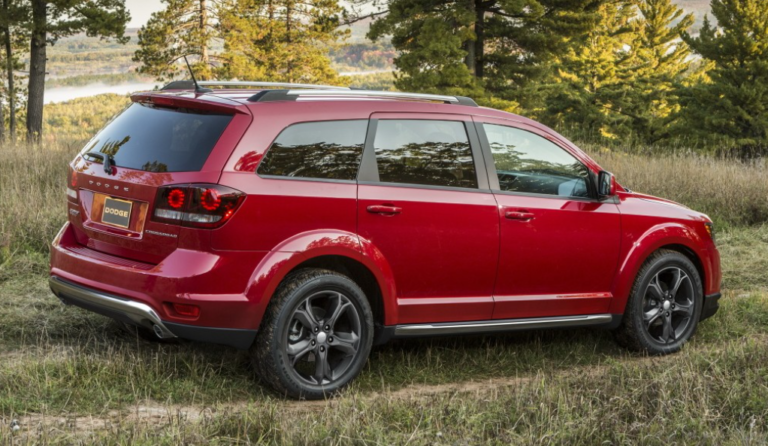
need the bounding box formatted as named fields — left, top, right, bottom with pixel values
left=43, top=70, right=393, bottom=104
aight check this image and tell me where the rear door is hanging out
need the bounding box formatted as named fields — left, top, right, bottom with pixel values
left=357, top=113, right=500, bottom=324
left=69, top=98, right=251, bottom=264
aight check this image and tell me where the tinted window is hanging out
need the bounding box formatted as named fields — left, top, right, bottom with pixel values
left=258, top=120, right=367, bottom=180
left=82, top=103, right=233, bottom=172
left=374, top=120, right=477, bottom=189
left=483, top=124, right=590, bottom=198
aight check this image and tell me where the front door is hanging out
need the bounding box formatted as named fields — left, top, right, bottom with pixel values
left=475, top=119, right=622, bottom=319
left=357, top=114, right=499, bottom=324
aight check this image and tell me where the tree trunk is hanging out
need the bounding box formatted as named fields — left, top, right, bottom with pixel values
left=26, top=0, right=46, bottom=142
left=0, top=89, right=4, bottom=142
left=199, top=0, right=208, bottom=67
left=474, top=0, right=485, bottom=79
left=3, top=0, right=15, bottom=140
left=465, top=0, right=476, bottom=76
left=286, top=1, right=292, bottom=82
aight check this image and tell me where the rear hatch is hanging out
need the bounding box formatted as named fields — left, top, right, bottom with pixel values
left=67, top=93, right=251, bottom=264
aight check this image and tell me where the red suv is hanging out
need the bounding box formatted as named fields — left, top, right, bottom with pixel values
left=50, top=82, right=721, bottom=399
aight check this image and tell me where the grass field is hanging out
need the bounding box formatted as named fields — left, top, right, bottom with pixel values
left=1, top=128, right=767, bottom=443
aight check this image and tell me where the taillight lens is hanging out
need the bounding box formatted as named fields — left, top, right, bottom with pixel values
left=67, top=168, right=78, bottom=201
left=152, top=184, right=245, bottom=228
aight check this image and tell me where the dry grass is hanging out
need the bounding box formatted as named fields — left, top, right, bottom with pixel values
left=588, top=145, right=768, bottom=228
left=2, top=135, right=768, bottom=444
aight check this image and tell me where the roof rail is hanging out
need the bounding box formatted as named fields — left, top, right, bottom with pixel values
left=198, top=81, right=350, bottom=90
left=161, top=80, right=350, bottom=91
left=248, top=89, right=478, bottom=106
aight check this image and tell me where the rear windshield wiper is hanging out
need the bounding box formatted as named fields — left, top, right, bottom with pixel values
left=84, top=152, right=114, bottom=175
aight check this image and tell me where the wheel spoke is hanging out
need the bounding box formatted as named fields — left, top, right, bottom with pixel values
left=314, top=348, right=331, bottom=383
left=670, top=268, right=689, bottom=298
left=662, top=313, right=675, bottom=344
left=332, top=332, right=359, bottom=356
left=643, top=307, right=662, bottom=328
left=286, top=339, right=312, bottom=365
left=673, top=299, right=694, bottom=316
left=294, top=300, right=318, bottom=330
left=325, top=294, right=351, bottom=328
left=647, top=275, right=664, bottom=301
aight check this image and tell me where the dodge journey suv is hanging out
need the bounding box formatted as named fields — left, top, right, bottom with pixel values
left=50, top=81, right=721, bottom=399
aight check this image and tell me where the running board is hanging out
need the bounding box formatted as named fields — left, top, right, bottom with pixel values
left=393, top=314, right=614, bottom=337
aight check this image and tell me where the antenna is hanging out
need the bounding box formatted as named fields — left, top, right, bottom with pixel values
left=183, top=56, right=212, bottom=94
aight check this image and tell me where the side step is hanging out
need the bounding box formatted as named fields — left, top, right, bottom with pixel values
left=394, top=314, right=614, bottom=337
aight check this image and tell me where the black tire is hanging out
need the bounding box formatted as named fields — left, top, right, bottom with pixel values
left=615, top=249, right=703, bottom=355
left=251, top=268, right=374, bottom=399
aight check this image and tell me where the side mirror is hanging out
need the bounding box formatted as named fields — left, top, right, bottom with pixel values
left=597, top=171, right=617, bottom=198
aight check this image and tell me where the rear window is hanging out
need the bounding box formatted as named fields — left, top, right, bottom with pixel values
left=81, top=103, right=233, bottom=172
left=257, top=120, right=368, bottom=181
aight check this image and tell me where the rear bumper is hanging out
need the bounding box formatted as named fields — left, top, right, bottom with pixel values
left=701, top=292, right=721, bottom=321
left=50, top=222, right=267, bottom=331
left=50, top=276, right=257, bottom=349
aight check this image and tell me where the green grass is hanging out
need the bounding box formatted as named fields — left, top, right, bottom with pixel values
left=2, top=112, right=768, bottom=443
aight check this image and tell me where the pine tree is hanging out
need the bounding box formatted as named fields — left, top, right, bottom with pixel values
left=543, top=0, right=693, bottom=142
left=681, top=0, right=768, bottom=149
left=218, top=0, right=347, bottom=84
left=623, top=0, right=694, bottom=142
left=367, top=0, right=602, bottom=111
left=542, top=0, right=636, bottom=139
left=134, top=0, right=221, bottom=81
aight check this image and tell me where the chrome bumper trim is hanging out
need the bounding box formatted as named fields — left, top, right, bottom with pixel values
left=49, top=276, right=177, bottom=339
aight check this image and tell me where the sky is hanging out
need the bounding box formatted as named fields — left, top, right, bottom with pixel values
left=126, top=0, right=164, bottom=28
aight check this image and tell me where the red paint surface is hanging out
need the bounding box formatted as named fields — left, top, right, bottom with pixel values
left=50, top=90, right=721, bottom=334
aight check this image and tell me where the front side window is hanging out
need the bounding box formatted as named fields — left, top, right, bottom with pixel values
left=373, top=120, right=477, bottom=189
left=483, top=124, right=590, bottom=198
left=258, top=120, right=368, bottom=180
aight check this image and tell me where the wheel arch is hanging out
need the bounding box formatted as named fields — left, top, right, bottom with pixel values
left=244, top=230, right=398, bottom=332
left=609, top=223, right=708, bottom=315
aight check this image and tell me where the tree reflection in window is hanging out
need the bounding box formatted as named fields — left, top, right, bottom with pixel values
left=258, top=120, right=368, bottom=181
left=483, top=124, right=590, bottom=198
left=374, top=120, right=477, bottom=189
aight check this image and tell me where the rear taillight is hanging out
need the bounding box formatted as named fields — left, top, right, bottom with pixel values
left=67, top=168, right=78, bottom=201
left=152, top=184, right=245, bottom=229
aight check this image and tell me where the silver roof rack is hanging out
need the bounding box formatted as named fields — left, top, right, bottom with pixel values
left=198, top=81, right=349, bottom=90
left=283, top=89, right=475, bottom=105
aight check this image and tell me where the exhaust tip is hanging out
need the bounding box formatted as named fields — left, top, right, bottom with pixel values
left=152, top=324, right=165, bottom=339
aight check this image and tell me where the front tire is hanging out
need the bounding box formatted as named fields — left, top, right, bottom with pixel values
left=615, top=250, right=703, bottom=355
left=251, top=269, right=374, bottom=399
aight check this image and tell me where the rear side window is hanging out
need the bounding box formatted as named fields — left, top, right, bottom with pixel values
left=373, top=120, right=477, bottom=189
left=82, top=103, right=233, bottom=172
left=257, top=120, right=368, bottom=181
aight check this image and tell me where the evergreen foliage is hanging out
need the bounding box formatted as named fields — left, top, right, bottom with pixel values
left=366, top=0, right=604, bottom=112
left=681, top=0, right=768, bottom=149
left=134, top=0, right=221, bottom=80
left=544, top=0, right=693, bottom=142
left=217, top=0, right=348, bottom=84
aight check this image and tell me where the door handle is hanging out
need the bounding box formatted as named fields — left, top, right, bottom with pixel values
left=505, top=210, right=535, bottom=221
left=367, top=205, right=402, bottom=215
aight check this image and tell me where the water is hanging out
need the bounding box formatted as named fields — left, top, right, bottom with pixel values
left=44, top=82, right=161, bottom=104
left=43, top=70, right=394, bottom=104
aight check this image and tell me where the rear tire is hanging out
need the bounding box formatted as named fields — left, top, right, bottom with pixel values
left=614, top=250, right=703, bottom=355
left=251, top=269, right=374, bottom=399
